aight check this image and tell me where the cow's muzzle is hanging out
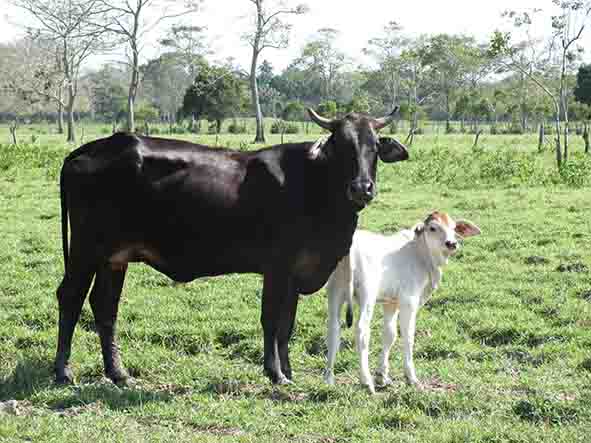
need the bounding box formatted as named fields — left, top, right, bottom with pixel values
left=348, top=180, right=375, bottom=208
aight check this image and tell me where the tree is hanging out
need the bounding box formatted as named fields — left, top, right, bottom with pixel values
left=242, top=0, right=308, bottom=143
left=10, top=0, right=109, bottom=141
left=490, top=2, right=591, bottom=166
left=87, top=65, right=127, bottom=125
left=574, top=64, right=591, bottom=152
left=141, top=53, right=192, bottom=124
left=160, top=24, right=210, bottom=80
left=97, top=0, right=201, bottom=133
left=281, top=101, right=304, bottom=121
left=423, top=34, right=485, bottom=133
left=296, top=28, right=348, bottom=101
left=364, top=21, right=406, bottom=110
left=574, top=64, right=591, bottom=106
left=182, top=61, right=248, bottom=133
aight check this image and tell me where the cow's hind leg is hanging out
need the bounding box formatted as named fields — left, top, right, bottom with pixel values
left=261, top=271, right=293, bottom=385
left=89, top=264, right=130, bottom=386
left=55, top=262, right=95, bottom=384
left=277, top=288, right=299, bottom=381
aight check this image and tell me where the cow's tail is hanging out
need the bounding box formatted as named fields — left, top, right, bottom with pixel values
left=60, top=164, right=69, bottom=273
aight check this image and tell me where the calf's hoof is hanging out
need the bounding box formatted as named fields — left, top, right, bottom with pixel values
left=275, top=374, right=294, bottom=386
left=55, top=366, right=75, bottom=385
left=375, top=373, right=393, bottom=387
left=362, top=382, right=376, bottom=395
left=407, top=378, right=423, bottom=390
left=323, top=371, right=335, bottom=385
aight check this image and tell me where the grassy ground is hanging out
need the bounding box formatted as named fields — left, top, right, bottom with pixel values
left=0, top=130, right=590, bottom=442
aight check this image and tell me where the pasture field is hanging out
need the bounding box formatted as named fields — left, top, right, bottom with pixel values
left=1, top=128, right=591, bottom=442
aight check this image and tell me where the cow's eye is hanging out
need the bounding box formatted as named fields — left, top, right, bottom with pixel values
left=429, top=226, right=436, bottom=232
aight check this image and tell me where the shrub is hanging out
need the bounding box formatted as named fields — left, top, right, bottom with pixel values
left=228, top=121, right=247, bottom=134
left=270, top=120, right=300, bottom=134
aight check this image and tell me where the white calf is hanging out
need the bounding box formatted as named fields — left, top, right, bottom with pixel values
left=324, top=211, right=481, bottom=393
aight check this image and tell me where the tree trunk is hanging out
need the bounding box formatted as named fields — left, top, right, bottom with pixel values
left=564, top=123, right=569, bottom=163
left=9, top=121, right=17, bottom=145
left=445, top=93, right=451, bottom=133
left=127, top=47, right=139, bottom=133
left=538, top=123, right=544, bottom=153
left=555, top=110, right=562, bottom=169
left=250, top=47, right=265, bottom=143
left=472, top=129, right=483, bottom=150
left=583, top=122, right=589, bottom=154
left=66, top=83, right=76, bottom=143
left=57, top=101, right=64, bottom=134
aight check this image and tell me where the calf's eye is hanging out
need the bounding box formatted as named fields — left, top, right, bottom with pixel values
left=429, top=226, right=436, bottom=232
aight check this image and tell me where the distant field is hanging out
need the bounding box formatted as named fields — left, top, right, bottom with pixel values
left=0, top=130, right=590, bottom=442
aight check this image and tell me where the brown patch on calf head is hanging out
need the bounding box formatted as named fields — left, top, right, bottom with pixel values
left=426, top=211, right=453, bottom=228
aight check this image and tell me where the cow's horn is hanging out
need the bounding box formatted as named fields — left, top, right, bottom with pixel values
left=373, top=106, right=399, bottom=130
left=307, top=108, right=335, bottom=131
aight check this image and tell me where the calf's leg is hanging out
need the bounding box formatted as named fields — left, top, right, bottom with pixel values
left=399, top=301, right=420, bottom=387
left=355, top=289, right=376, bottom=393
left=324, top=283, right=345, bottom=385
left=89, top=264, right=130, bottom=385
left=376, top=303, right=399, bottom=387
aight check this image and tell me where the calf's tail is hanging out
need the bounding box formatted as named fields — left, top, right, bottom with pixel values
left=346, top=303, right=353, bottom=328
left=342, top=254, right=354, bottom=329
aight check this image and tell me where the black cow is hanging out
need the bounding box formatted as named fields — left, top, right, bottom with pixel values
left=55, top=108, right=408, bottom=386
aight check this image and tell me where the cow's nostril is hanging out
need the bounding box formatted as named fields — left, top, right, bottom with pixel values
left=445, top=241, right=457, bottom=249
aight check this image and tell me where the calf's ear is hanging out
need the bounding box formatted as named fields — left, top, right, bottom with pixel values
left=455, top=220, right=481, bottom=238
left=378, top=137, right=409, bottom=163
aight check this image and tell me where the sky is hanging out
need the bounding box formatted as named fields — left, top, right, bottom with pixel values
left=1, top=0, right=590, bottom=73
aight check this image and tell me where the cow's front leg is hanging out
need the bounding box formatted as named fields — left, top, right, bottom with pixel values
left=277, top=284, right=299, bottom=381
left=261, top=271, right=293, bottom=384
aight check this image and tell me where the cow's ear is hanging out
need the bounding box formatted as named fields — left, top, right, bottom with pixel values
left=308, top=136, right=332, bottom=161
left=378, top=137, right=409, bottom=163
left=455, top=220, right=481, bottom=238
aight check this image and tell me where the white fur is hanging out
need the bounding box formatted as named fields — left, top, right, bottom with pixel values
left=324, top=213, right=480, bottom=393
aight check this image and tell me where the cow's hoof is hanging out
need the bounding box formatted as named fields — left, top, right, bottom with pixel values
left=114, top=376, right=136, bottom=388
left=55, top=367, right=75, bottom=385
left=109, top=371, right=134, bottom=388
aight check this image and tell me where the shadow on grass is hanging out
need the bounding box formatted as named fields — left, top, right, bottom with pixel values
left=0, top=356, right=55, bottom=401
left=0, top=356, right=174, bottom=411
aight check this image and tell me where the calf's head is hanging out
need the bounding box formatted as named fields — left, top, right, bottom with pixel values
left=415, top=211, right=481, bottom=259
left=308, top=107, right=409, bottom=209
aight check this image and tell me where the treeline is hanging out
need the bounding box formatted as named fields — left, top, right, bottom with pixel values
left=0, top=1, right=590, bottom=163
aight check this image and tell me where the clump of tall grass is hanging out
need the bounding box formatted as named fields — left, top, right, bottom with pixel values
left=388, top=147, right=591, bottom=188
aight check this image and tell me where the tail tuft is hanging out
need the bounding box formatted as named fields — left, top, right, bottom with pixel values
left=345, top=303, right=353, bottom=328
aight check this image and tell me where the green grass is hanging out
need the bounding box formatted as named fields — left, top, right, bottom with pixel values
left=1, top=130, right=590, bottom=442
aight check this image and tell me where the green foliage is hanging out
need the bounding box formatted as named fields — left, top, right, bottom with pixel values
left=574, top=64, right=591, bottom=107
left=316, top=100, right=337, bottom=118
left=182, top=60, right=248, bottom=125
left=227, top=120, right=247, bottom=134
left=281, top=101, right=305, bottom=121
left=134, top=103, right=159, bottom=123
left=270, top=120, right=299, bottom=134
